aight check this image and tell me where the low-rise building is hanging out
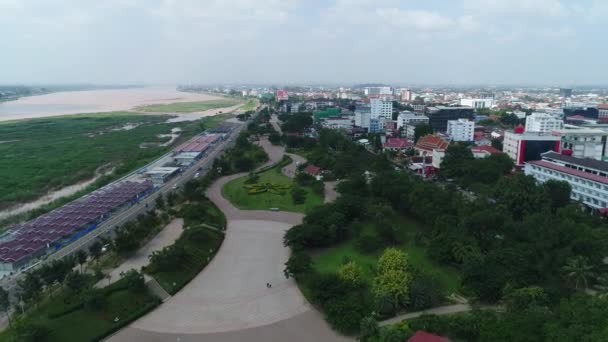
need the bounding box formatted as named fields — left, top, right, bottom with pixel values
left=503, top=125, right=561, bottom=167
left=383, top=137, right=413, bottom=152
left=321, top=116, right=353, bottom=130
left=146, top=167, right=180, bottom=185
left=471, top=145, right=502, bottom=158
left=460, top=98, right=495, bottom=109
left=525, top=151, right=608, bottom=209
left=397, top=112, right=429, bottom=129
left=415, top=134, right=449, bottom=156
left=553, top=127, right=608, bottom=161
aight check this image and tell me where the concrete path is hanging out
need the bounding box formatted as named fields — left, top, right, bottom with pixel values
left=95, top=219, right=184, bottom=288
left=108, top=138, right=349, bottom=342
left=379, top=304, right=473, bottom=326
left=145, top=275, right=171, bottom=302
left=324, top=181, right=339, bottom=204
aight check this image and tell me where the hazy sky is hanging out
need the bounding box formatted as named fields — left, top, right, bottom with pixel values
left=1, top=0, right=607, bottom=86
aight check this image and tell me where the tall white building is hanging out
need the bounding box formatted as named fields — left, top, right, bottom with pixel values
left=355, top=107, right=371, bottom=129
left=525, top=113, right=564, bottom=133
left=446, top=119, right=475, bottom=142
left=460, top=98, right=495, bottom=109
left=371, top=97, right=393, bottom=120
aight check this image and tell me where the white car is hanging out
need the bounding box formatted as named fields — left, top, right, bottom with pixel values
left=172, top=184, right=178, bottom=190
left=194, top=172, right=200, bottom=178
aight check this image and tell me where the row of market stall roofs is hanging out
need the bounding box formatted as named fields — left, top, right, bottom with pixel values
left=0, top=180, right=153, bottom=266
left=174, top=134, right=220, bottom=153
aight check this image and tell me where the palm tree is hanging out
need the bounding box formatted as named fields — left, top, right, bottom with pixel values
left=562, top=255, right=595, bottom=290
left=452, top=241, right=479, bottom=264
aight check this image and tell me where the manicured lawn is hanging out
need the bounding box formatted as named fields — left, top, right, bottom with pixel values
left=312, top=217, right=462, bottom=296
left=148, top=227, right=224, bottom=294
left=136, top=99, right=243, bottom=113
left=222, top=162, right=323, bottom=213
left=313, top=241, right=377, bottom=283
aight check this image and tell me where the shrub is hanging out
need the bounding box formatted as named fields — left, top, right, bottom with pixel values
left=338, top=261, right=365, bottom=288
left=284, top=252, right=313, bottom=279
left=355, top=231, right=383, bottom=254
left=408, top=272, right=443, bottom=311
left=291, top=186, right=306, bottom=205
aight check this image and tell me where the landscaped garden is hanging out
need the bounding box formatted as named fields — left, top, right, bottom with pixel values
left=146, top=226, right=224, bottom=294
left=0, top=269, right=158, bottom=342
left=222, top=156, right=323, bottom=213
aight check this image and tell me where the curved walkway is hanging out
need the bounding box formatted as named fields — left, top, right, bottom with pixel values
left=95, top=219, right=184, bottom=288
left=108, top=138, right=350, bottom=341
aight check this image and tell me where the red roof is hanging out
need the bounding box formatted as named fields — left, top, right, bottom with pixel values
left=472, top=145, right=502, bottom=155
left=566, top=115, right=588, bottom=120
left=408, top=331, right=451, bottom=342
left=415, top=135, right=449, bottom=153
left=303, top=164, right=322, bottom=176
left=473, top=131, right=486, bottom=140
left=528, top=160, right=608, bottom=185
left=598, top=104, right=608, bottom=110
left=384, top=138, right=413, bottom=149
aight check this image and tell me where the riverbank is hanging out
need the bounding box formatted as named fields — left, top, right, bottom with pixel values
left=0, top=86, right=225, bottom=122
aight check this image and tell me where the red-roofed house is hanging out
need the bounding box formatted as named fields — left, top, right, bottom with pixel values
left=408, top=331, right=452, bottom=342
left=303, top=164, right=322, bottom=177
left=415, top=135, right=449, bottom=155
left=383, top=137, right=413, bottom=152
left=471, top=145, right=502, bottom=158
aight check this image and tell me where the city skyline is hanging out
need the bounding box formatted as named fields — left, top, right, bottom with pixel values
left=1, top=0, right=608, bottom=85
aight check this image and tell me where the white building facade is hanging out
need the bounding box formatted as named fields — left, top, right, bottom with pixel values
left=460, top=98, right=495, bottom=109
left=503, top=129, right=561, bottom=167
left=446, top=119, right=474, bottom=142
left=321, top=117, right=354, bottom=130
left=525, top=113, right=564, bottom=133
left=355, top=107, right=371, bottom=129
left=554, top=128, right=608, bottom=161
left=370, top=97, right=393, bottom=121
left=525, top=151, right=608, bottom=209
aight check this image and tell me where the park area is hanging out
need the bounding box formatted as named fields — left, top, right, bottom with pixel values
left=0, top=273, right=159, bottom=342
left=222, top=157, right=323, bottom=213
left=135, top=99, right=243, bottom=113
left=312, top=216, right=462, bottom=296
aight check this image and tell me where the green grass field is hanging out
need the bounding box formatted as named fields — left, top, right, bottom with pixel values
left=136, top=99, right=243, bottom=113
left=222, top=162, right=323, bottom=213
left=312, top=217, right=462, bottom=295
left=239, top=99, right=258, bottom=112
left=148, top=227, right=224, bottom=294
left=0, top=113, right=204, bottom=211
